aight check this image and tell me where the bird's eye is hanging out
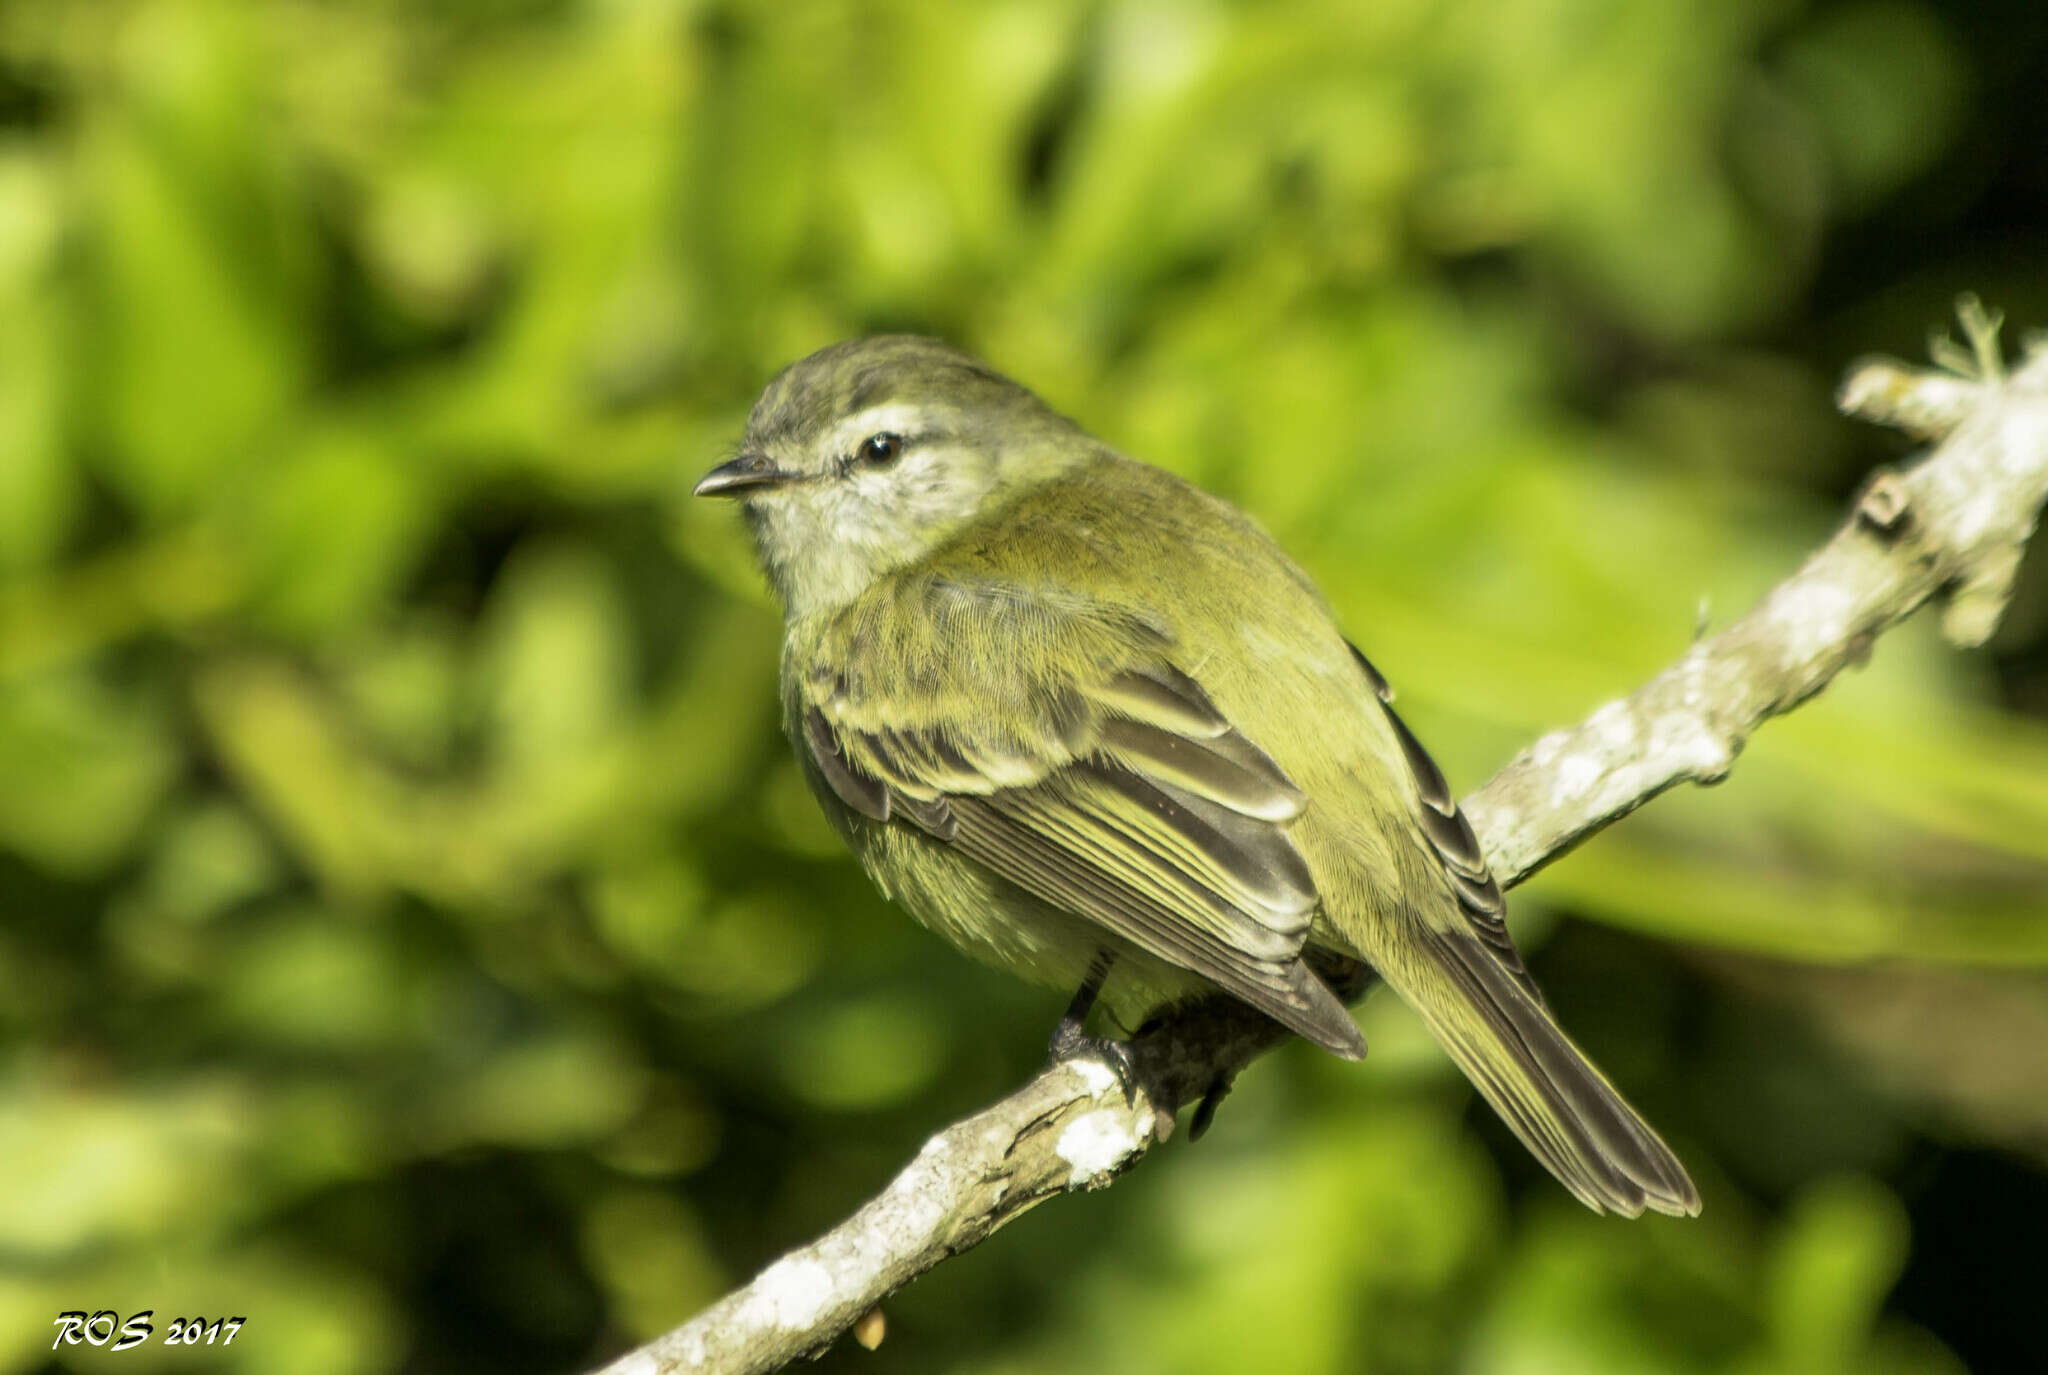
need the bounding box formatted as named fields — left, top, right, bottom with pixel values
left=858, top=432, right=905, bottom=467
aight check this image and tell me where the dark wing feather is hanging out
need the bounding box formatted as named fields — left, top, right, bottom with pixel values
left=1418, top=922, right=1701, bottom=1216
left=1345, top=646, right=1697, bottom=1217
left=805, top=706, right=889, bottom=821
left=802, top=659, right=1362, bottom=1059
left=1347, top=642, right=1534, bottom=999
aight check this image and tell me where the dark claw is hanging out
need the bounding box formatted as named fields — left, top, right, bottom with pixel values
left=1188, top=1074, right=1235, bottom=1140
left=1047, top=1021, right=1139, bottom=1106
left=1044, top=950, right=1135, bottom=1101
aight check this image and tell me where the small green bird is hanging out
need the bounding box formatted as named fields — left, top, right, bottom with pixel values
left=696, top=336, right=1698, bottom=1218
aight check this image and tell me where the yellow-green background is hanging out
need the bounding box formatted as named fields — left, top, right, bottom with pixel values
left=3, top=1, right=2046, bottom=1372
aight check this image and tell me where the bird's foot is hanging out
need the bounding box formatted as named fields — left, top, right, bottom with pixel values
left=1046, top=1020, right=1139, bottom=1106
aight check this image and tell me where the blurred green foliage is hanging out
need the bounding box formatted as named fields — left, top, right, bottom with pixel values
left=2, top=1, right=2045, bottom=1373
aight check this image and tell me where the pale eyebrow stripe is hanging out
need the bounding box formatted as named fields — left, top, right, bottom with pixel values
left=829, top=403, right=929, bottom=451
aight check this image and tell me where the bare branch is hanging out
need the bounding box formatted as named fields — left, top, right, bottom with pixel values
left=1465, top=322, right=2048, bottom=886
left=591, top=314, right=2048, bottom=1375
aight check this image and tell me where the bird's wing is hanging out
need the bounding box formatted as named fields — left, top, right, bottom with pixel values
left=1345, top=641, right=1539, bottom=1003
left=796, top=583, right=1363, bottom=1058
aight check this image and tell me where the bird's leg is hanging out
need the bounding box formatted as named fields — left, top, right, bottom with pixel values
left=1050, top=950, right=1114, bottom=1043
left=1046, top=951, right=1137, bottom=1103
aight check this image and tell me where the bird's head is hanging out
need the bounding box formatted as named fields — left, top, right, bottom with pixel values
left=695, top=336, right=1086, bottom=618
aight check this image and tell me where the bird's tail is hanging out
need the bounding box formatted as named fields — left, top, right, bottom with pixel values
left=1396, top=924, right=1700, bottom=1217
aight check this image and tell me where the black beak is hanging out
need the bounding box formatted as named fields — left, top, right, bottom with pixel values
left=693, top=453, right=795, bottom=497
